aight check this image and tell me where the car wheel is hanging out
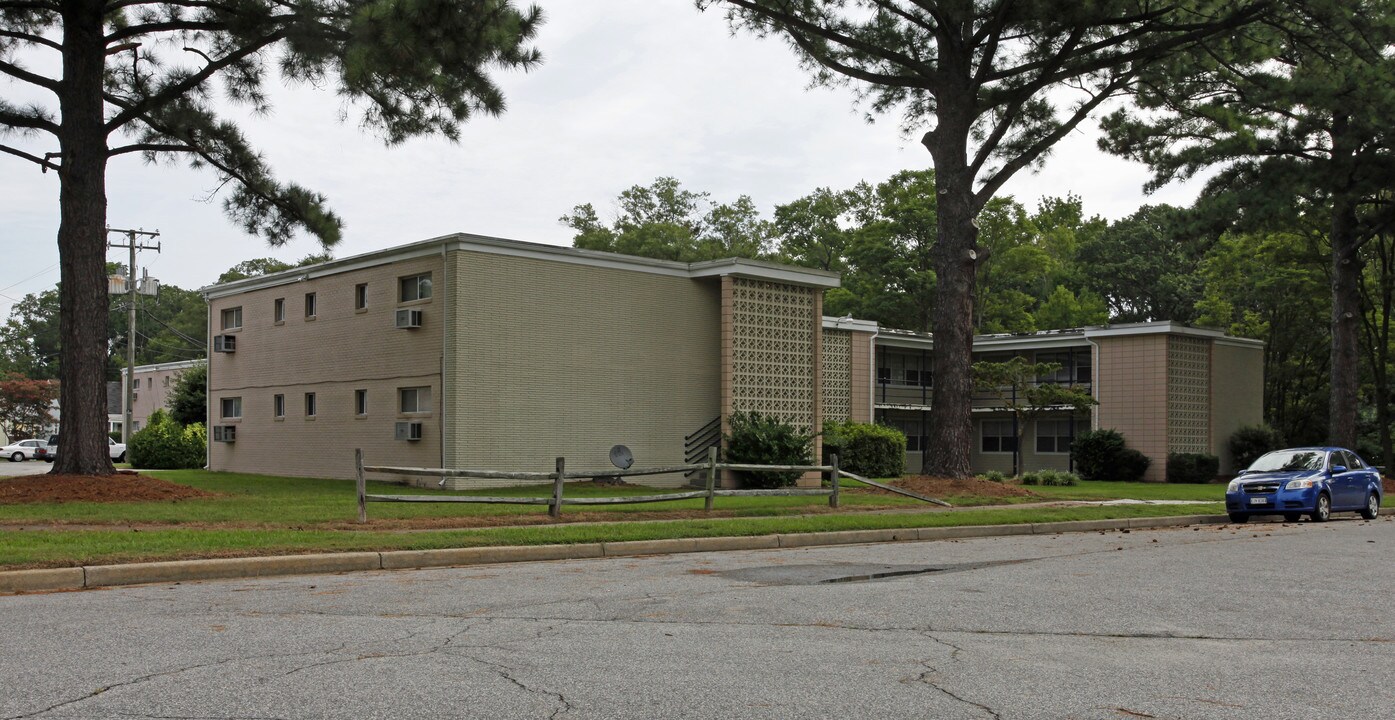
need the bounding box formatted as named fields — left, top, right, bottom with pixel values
left=1284, top=513, right=1301, bottom=523
left=8, top=452, right=20, bottom=462
left=1228, top=512, right=1249, bottom=524
left=1311, top=493, right=1331, bottom=523
left=1361, top=492, right=1380, bottom=520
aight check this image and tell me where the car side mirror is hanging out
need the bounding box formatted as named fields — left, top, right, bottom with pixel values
left=1330, top=465, right=1347, bottom=475
left=1236, top=469, right=1250, bottom=475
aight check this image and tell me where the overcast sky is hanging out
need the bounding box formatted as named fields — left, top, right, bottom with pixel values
left=0, top=0, right=1207, bottom=320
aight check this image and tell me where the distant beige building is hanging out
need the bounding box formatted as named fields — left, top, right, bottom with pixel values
left=201, top=233, right=1262, bottom=485
left=123, top=359, right=203, bottom=433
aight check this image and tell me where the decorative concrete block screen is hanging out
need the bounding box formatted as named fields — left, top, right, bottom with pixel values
left=730, top=277, right=816, bottom=431
left=822, top=329, right=852, bottom=423
left=1167, top=335, right=1211, bottom=454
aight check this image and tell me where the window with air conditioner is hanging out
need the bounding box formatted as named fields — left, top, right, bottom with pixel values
left=213, top=425, right=236, bottom=442
left=399, top=273, right=432, bottom=302
left=220, top=306, right=242, bottom=331
left=399, top=386, right=431, bottom=414
left=213, top=335, right=236, bottom=353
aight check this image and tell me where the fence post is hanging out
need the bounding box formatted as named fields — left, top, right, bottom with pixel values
left=550, top=456, right=566, bottom=519
left=705, top=446, right=718, bottom=512
left=355, top=448, right=367, bottom=523
left=829, top=453, right=840, bottom=509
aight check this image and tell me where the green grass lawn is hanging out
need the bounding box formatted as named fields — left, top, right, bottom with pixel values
left=0, top=470, right=1227, bottom=569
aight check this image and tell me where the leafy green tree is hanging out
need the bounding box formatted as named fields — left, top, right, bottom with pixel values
left=1076, top=205, right=1204, bottom=323
left=1195, top=231, right=1330, bottom=444
left=773, top=187, right=856, bottom=272
left=1100, top=0, right=1395, bottom=446
left=1035, top=286, right=1109, bottom=330
left=165, top=362, right=207, bottom=427
left=972, top=357, right=1096, bottom=475
left=0, top=0, right=542, bottom=474
left=562, top=177, right=772, bottom=262
left=700, top=0, right=1266, bottom=477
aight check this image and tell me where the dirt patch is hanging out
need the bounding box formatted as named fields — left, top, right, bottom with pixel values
left=886, top=475, right=1039, bottom=499
left=1384, top=476, right=1395, bottom=495
left=0, top=473, right=215, bottom=504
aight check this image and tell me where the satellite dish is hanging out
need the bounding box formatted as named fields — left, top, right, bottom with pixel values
left=609, top=444, right=634, bottom=470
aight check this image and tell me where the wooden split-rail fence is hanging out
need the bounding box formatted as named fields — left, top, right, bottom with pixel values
left=353, top=447, right=949, bottom=522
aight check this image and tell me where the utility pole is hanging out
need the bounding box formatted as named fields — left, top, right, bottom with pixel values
left=107, top=227, right=160, bottom=444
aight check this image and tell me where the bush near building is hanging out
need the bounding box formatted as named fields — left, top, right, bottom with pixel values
left=1020, top=469, right=1080, bottom=486
left=1228, top=425, right=1284, bottom=470
left=724, top=411, right=812, bottom=489
left=1071, top=429, right=1151, bottom=482
left=823, top=421, right=906, bottom=478
left=128, top=410, right=207, bottom=469
left=1166, top=452, right=1220, bottom=483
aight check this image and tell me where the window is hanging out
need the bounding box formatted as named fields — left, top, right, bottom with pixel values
left=1074, top=353, right=1092, bottom=384
left=1035, top=419, right=1074, bottom=454
left=399, top=273, right=432, bottom=302
left=981, top=419, right=1017, bottom=454
left=355, top=389, right=367, bottom=416
left=1035, top=352, right=1073, bottom=384
left=355, top=283, right=368, bottom=310
left=163, top=375, right=170, bottom=387
left=220, top=306, right=242, bottom=330
left=305, top=292, right=317, bottom=318
left=220, top=396, right=242, bottom=419
left=273, top=394, right=285, bottom=418
left=274, top=298, right=285, bottom=323
left=886, top=418, right=923, bottom=452
left=305, top=392, right=317, bottom=417
left=399, top=386, right=432, bottom=413
left=876, top=367, right=891, bottom=383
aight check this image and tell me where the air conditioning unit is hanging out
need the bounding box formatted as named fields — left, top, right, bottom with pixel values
left=212, top=425, right=237, bottom=443
left=394, top=309, right=423, bottom=329
left=394, top=421, right=423, bottom=441
left=213, top=334, right=236, bottom=353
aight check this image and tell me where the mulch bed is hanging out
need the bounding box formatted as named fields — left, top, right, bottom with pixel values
left=1385, top=476, right=1395, bottom=496
left=0, top=472, right=216, bottom=504
left=888, top=475, right=1038, bottom=499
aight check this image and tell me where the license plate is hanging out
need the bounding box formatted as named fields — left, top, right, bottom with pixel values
left=1249, top=497, right=1269, bottom=505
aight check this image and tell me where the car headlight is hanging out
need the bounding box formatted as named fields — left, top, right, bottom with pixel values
left=1285, top=477, right=1321, bottom=490
left=1227, top=479, right=1242, bottom=492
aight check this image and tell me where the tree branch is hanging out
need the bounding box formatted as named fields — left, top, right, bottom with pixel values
left=104, top=28, right=287, bottom=133
left=0, top=58, right=58, bottom=92
left=0, top=108, right=59, bottom=135
left=0, top=29, right=62, bottom=51
left=105, top=20, right=225, bottom=44
left=0, top=143, right=59, bottom=172
left=107, top=142, right=198, bottom=158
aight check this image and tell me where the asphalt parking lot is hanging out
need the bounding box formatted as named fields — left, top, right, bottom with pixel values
left=2, top=516, right=1391, bottom=719
left=0, top=461, right=56, bottom=477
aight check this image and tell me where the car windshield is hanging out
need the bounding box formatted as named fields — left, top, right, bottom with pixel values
left=1247, top=450, right=1326, bottom=473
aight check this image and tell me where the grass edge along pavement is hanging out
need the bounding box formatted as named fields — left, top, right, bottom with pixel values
left=0, top=502, right=1229, bottom=572
left=0, top=510, right=1249, bottom=593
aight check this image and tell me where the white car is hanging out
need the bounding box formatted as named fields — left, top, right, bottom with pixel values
left=2, top=439, right=48, bottom=462
left=37, top=435, right=127, bottom=463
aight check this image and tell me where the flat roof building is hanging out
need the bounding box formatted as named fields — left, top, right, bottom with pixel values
left=202, top=233, right=1262, bottom=485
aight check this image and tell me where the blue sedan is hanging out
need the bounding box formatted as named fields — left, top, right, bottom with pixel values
left=1226, top=447, right=1383, bottom=523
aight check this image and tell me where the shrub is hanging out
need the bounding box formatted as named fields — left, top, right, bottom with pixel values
left=1166, top=453, right=1220, bottom=484
left=1116, top=448, right=1151, bottom=482
left=108, top=430, right=122, bottom=443
left=724, top=411, right=812, bottom=488
left=1228, top=425, right=1284, bottom=470
left=1020, top=469, right=1079, bottom=486
left=1070, top=429, right=1153, bottom=481
left=978, top=470, right=1009, bottom=483
left=128, top=409, right=206, bottom=469
left=823, top=421, right=905, bottom=478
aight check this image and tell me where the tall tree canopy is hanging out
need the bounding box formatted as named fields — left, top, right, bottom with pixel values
left=0, top=0, right=543, bottom=474
left=699, top=0, right=1269, bottom=477
left=1100, top=0, right=1395, bottom=447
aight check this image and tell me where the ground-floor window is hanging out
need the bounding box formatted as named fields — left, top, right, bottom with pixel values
left=981, top=419, right=1017, bottom=454
left=1035, top=418, right=1074, bottom=454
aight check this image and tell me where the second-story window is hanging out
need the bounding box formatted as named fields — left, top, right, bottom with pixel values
left=220, top=306, right=242, bottom=330
left=305, top=292, right=317, bottom=318
left=274, top=298, right=285, bottom=323
left=399, top=273, right=432, bottom=302
left=305, top=392, right=317, bottom=417
left=355, top=389, right=367, bottom=415
left=220, top=396, right=242, bottom=419
left=399, top=386, right=431, bottom=414
left=273, top=394, right=285, bottom=418
left=355, top=283, right=368, bottom=310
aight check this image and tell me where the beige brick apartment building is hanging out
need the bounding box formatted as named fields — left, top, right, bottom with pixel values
left=202, top=233, right=1261, bottom=485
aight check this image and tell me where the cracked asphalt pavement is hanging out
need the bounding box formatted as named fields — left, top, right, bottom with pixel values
left=3, top=517, right=1392, bottom=719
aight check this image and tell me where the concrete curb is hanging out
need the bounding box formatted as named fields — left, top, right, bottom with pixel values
left=0, top=510, right=1370, bottom=595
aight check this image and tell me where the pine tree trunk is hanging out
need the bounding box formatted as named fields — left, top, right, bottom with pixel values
left=51, top=0, right=115, bottom=477
left=922, top=97, right=978, bottom=479
left=1328, top=114, right=1361, bottom=450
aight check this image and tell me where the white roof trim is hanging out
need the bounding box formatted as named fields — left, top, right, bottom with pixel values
left=822, top=316, right=879, bottom=333
left=132, top=359, right=205, bottom=373
left=203, top=232, right=840, bottom=299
